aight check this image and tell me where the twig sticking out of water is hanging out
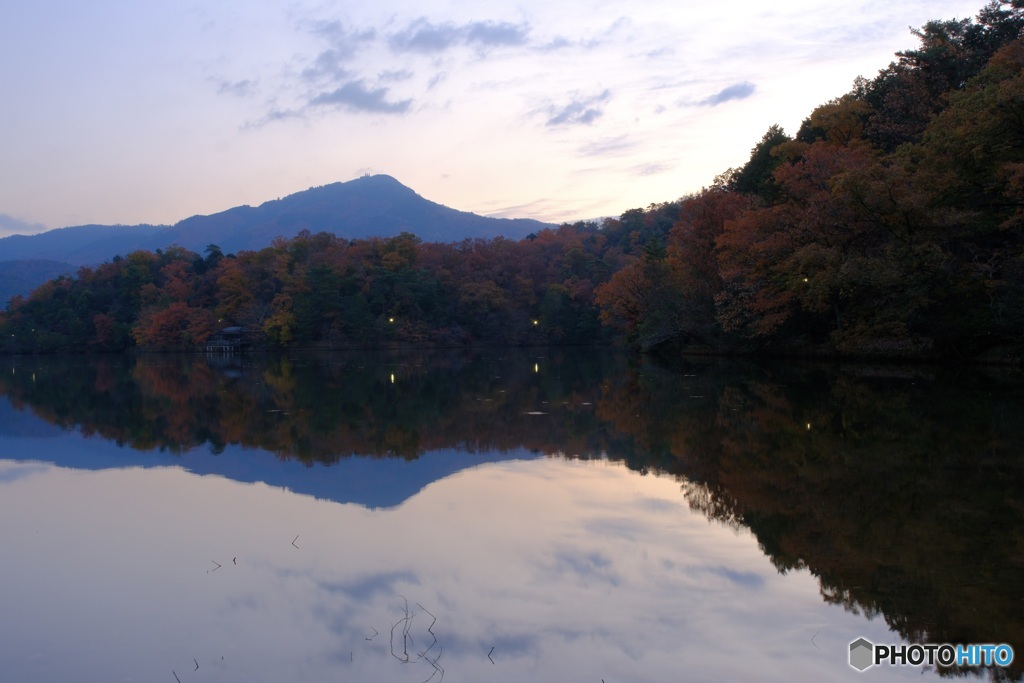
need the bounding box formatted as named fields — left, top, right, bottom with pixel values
left=416, top=603, right=438, bottom=659
left=194, top=658, right=199, bottom=671
left=366, top=626, right=379, bottom=641
left=291, top=535, right=300, bottom=549
left=390, top=617, right=409, bottom=662
left=211, top=560, right=221, bottom=572
left=422, top=645, right=444, bottom=683
left=172, top=671, right=181, bottom=683
left=389, top=596, right=444, bottom=681
left=391, top=596, right=413, bottom=662
left=488, top=646, right=495, bottom=664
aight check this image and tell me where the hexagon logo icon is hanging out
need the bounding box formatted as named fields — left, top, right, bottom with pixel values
left=850, top=637, right=875, bottom=671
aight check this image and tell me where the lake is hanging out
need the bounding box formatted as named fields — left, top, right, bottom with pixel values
left=1, top=348, right=1021, bottom=682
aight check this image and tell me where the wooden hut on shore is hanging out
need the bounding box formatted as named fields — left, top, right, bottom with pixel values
left=205, top=327, right=249, bottom=353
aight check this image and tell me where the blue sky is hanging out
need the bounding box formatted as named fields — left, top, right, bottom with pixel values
left=0, top=0, right=987, bottom=238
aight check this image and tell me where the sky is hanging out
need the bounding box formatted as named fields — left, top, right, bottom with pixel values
left=0, top=0, right=990, bottom=238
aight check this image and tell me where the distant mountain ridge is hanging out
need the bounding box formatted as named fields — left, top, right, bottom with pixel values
left=0, top=175, right=554, bottom=304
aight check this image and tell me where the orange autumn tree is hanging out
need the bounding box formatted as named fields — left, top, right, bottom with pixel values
left=715, top=140, right=880, bottom=345
left=133, top=300, right=217, bottom=348
left=595, top=186, right=749, bottom=350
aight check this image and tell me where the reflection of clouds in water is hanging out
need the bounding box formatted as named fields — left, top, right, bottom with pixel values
left=0, top=461, right=51, bottom=484
left=320, top=570, right=421, bottom=600
left=634, top=496, right=681, bottom=514
left=686, top=565, right=765, bottom=589
left=223, top=592, right=265, bottom=614
left=545, top=547, right=622, bottom=586
left=583, top=514, right=644, bottom=540
left=0, top=455, right=936, bottom=682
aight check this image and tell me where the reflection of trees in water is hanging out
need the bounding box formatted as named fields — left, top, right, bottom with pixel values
left=2, top=350, right=1022, bottom=679
left=0, top=349, right=628, bottom=460
left=619, top=358, right=1024, bottom=681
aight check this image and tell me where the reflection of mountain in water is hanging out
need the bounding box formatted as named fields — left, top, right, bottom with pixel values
left=5, top=434, right=541, bottom=509
left=0, top=398, right=65, bottom=439
left=1, top=348, right=593, bottom=508
left=2, top=349, right=1023, bottom=680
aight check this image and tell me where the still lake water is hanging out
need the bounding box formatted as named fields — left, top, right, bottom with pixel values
left=0, top=348, right=1021, bottom=682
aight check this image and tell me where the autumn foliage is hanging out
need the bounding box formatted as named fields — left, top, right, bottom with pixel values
left=599, top=1, right=1024, bottom=359
left=0, top=226, right=620, bottom=352
left=2, top=2, right=1023, bottom=360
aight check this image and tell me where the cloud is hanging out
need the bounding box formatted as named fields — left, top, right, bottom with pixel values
left=579, top=135, right=635, bottom=157
left=216, top=79, right=258, bottom=97
left=634, top=162, right=671, bottom=176
left=309, top=80, right=412, bottom=114
left=311, top=20, right=377, bottom=58
left=546, top=90, right=612, bottom=126
left=479, top=196, right=608, bottom=224
left=0, top=213, right=47, bottom=237
left=389, top=18, right=461, bottom=53
left=464, top=21, right=530, bottom=48
left=389, top=18, right=530, bottom=54
left=699, top=81, right=756, bottom=106
left=378, top=69, right=413, bottom=83
left=538, top=36, right=573, bottom=51
left=303, top=22, right=377, bottom=81
left=427, top=72, right=445, bottom=90
left=245, top=107, right=303, bottom=129
left=302, top=51, right=353, bottom=82
left=538, top=16, right=627, bottom=54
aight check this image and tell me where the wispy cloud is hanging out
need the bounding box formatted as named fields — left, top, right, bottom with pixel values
left=216, top=79, right=258, bottom=97
left=378, top=69, right=414, bottom=83
left=538, top=17, right=629, bottom=53
left=537, top=36, right=573, bottom=52
left=634, top=162, right=671, bottom=176
left=578, top=135, right=635, bottom=157
left=244, top=107, right=304, bottom=130
left=311, top=20, right=377, bottom=59
left=303, top=22, right=377, bottom=81
left=309, top=80, right=412, bottom=114
left=0, top=213, right=47, bottom=237
left=546, top=90, right=612, bottom=126
left=253, top=15, right=535, bottom=124
left=464, top=21, right=530, bottom=48
left=389, top=18, right=530, bottom=54
left=699, top=81, right=756, bottom=106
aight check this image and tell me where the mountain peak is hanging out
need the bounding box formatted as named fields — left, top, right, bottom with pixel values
left=0, top=177, right=555, bottom=301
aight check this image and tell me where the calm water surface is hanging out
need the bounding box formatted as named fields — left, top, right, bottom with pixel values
left=0, top=349, right=1021, bottom=682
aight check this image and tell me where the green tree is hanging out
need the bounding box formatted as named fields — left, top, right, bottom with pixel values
left=729, top=124, right=791, bottom=201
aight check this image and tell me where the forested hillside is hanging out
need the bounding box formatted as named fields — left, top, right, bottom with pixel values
left=0, top=226, right=640, bottom=352
left=3, top=1, right=1023, bottom=359
left=598, top=0, right=1024, bottom=360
